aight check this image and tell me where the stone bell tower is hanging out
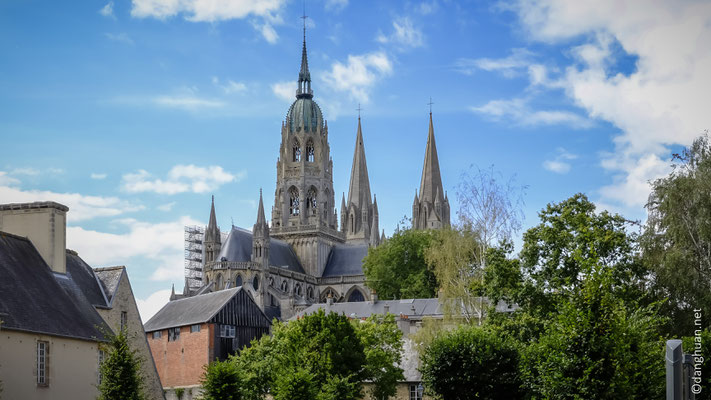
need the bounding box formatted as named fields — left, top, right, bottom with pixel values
left=270, top=24, right=344, bottom=277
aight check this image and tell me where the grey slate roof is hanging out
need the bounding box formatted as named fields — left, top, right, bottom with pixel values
left=321, top=244, right=368, bottom=277
left=217, top=227, right=304, bottom=274
left=0, top=231, right=108, bottom=341
left=94, top=266, right=124, bottom=305
left=66, top=250, right=109, bottom=308
left=293, top=298, right=442, bottom=320
left=144, top=287, right=241, bottom=332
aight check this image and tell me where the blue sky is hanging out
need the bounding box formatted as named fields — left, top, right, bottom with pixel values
left=1, top=0, right=709, bottom=320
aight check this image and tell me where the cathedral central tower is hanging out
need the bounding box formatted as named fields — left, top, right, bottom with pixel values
left=270, top=28, right=343, bottom=277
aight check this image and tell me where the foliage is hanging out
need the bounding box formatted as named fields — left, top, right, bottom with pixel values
left=456, top=164, right=526, bottom=252
left=98, top=328, right=145, bottom=400
left=642, top=132, right=711, bottom=332
left=420, top=325, right=524, bottom=400
left=174, top=387, right=184, bottom=400
left=520, top=269, right=666, bottom=400
left=425, top=227, right=485, bottom=324
left=362, top=228, right=437, bottom=300
left=353, top=314, right=405, bottom=400
left=519, top=193, right=649, bottom=316
left=201, top=359, right=244, bottom=400
left=232, top=334, right=276, bottom=400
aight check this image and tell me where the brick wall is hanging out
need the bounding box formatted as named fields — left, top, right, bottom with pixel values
left=147, top=323, right=212, bottom=388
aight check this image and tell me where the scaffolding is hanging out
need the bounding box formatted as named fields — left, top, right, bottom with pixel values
left=184, top=225, right=205, bottom=291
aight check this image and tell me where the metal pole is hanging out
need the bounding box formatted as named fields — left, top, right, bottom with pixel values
left=667, top=340, right=684, bottom=400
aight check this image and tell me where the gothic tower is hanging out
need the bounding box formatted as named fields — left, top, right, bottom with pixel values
left=270, top=27, right=343, bottom=277
left=204, top=195, right=221, bottom=264
left=252, top=189, right=270, bottom=308
left=343, top=117, right=379, bottom=246
left=412, top=112, right=451, bottom=229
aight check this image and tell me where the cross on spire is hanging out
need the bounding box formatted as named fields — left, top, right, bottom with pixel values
left=356, top=103, right=362, bottom=118
left=428, top=97, right=434, bottom=114
left=301, top=0, right=308, bottom=39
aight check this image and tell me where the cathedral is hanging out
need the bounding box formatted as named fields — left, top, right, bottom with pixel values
left=176, top=29, right=450, bottom=320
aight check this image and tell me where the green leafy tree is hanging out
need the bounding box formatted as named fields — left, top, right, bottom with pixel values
left=642, top=133, right=711, bottom=332
left=98, top=328, right=145, bottom=400
left=353, top=314, right=404, bottom=400
left=519, top=193, right=649, bottom=316
left=362, top=228, right=437, bottom=300
left=201, top=359, right=244, bottom=400
left=520, top=269, right=665, bottom=400
left=682, top=329, right=711, bottom=394
left=420, top=325, right=524, bottom=400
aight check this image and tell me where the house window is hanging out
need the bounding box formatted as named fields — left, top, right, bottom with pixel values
left=98, top=349, right=105, bottom=385
left=220, top=324, right=236, bottom=338
left=120, top=311, right=128, bottom=331
left=191, top=324, right=201, bottom=333
left=168, top=327, right=181, bottom=341
left=410, top=383, right=423, bottom=400
left=152, top=331, right=162, bottom=339
left=37, top=341, right=48, bottom=386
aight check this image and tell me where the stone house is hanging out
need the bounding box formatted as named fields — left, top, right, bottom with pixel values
left=0, top=201, right=164, bottom=400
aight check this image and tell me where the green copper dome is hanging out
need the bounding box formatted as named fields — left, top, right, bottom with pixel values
left=287, top=97, right=323, bottom=133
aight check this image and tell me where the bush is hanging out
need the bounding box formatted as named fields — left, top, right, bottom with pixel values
left=421, top=325, right=523, bottom=400
left=201, top=359, right=244, bottom=400
left=98, top=328, right=145, bottom=400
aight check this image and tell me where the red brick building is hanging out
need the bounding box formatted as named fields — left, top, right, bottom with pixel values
left=144, top=288, right=270, bottom=396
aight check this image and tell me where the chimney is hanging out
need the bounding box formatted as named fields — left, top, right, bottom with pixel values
left=0, top=201, right=69, bottom=274
left=370, top=289, right=378, bottom=304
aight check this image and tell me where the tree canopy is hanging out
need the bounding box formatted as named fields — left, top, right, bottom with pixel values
left=98, top=328, right=145, bottom=400
left=362, top=228, right=437, bottom=300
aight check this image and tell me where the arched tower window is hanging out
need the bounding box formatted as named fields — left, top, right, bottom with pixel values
left=347, top=289, right=365, bottom=302
left=253, top=276, right=260, bottom=291
left=289, top=187, right=300, bottom=216
left=216, top=274, right=223, bottom=290
left=295, top=283, right=303, bottom=297
left=306, top=286, right=314, bottom=299
left=306, top=188, right=317, bottom=215
left=281, top=280, right=289, bottom=292
left=235, top=274, right=243, bottom=287
left=306, top=140, right=315, bottom=162
left=292, top=139, right=301, bottom=162
left=350, top=213, right=355, bottom=233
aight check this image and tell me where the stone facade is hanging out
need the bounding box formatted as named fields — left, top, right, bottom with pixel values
left=94, top=266, right=165, bottom=400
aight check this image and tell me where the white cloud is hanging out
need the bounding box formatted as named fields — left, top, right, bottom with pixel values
left=152, top=95, right=225, bottom=110
left=325, top=0, right=348, bottom=12
left=122, top=164, right=244, bottom=195
left=322, top=52, right=393, bottom=103
left=157, top=202, right=176, bottom=212
left=0, top=172, right=20, bottom=186
left=376, top=17, right=424, bottom=49
left=455, top=48, right=534, bottom=77
left=0, top=181, right=143, bottom=222
left=91, top=173, right=108, bottom=180
left=252, top=20, right=279, bottom=44
left=508, top=0, right=711, bottom=209
left=67, top=216, right=201, bottom=282
left=100, top=1, right=114, bottom=18
left=136, top=289, right=172, bottom=322
left=130, top=0, right=286, bottom=22
left=105, top=32, right=134, bottom=45
left=543, top=147, right=578, bottom=174
left=471, top=97, right=591, bottom=128
left=271, top=80, right=296, bottom=102
left=212, top=77, right=247, bottom=94
left=417, top=1, right=438, bottom=15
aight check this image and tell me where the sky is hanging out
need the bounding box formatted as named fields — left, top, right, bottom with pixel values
left=1, top=0, right=710, bottom=321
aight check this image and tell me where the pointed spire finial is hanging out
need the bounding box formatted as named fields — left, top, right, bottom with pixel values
left=356, top=103, right=362, bottom=119
left=428, top=97, right=434, bottom=114
left=296, top=3, right=313, bottom=100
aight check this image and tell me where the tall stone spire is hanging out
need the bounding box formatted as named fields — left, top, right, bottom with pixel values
left=296, top=14, right=312, bottom=99
left=345, top=117, right=377, bottom=244
left=413, top=112, right=450, bottom=229
left=204, top=195, right=222, bottom=264
left=253, top=189, right=268, bottom=235
left=347, top=117, right=372, bottom=210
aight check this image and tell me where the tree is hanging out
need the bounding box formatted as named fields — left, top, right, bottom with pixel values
left=520, top=269, right=665, bottom=400
left=420, top=325, right=524, bottom=400
left=362, top=228, right=437, bottom=300
left=643, top=133, right=711, bottom=332
left=353, top=314, right=405, bottom=400
left=424, top=227, right=484, bottom=324
left=201, top=359, right=244, bottom=400
left=519, top=193, right=649, bottom=316
left=98, top=328, right=145, bottom=400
